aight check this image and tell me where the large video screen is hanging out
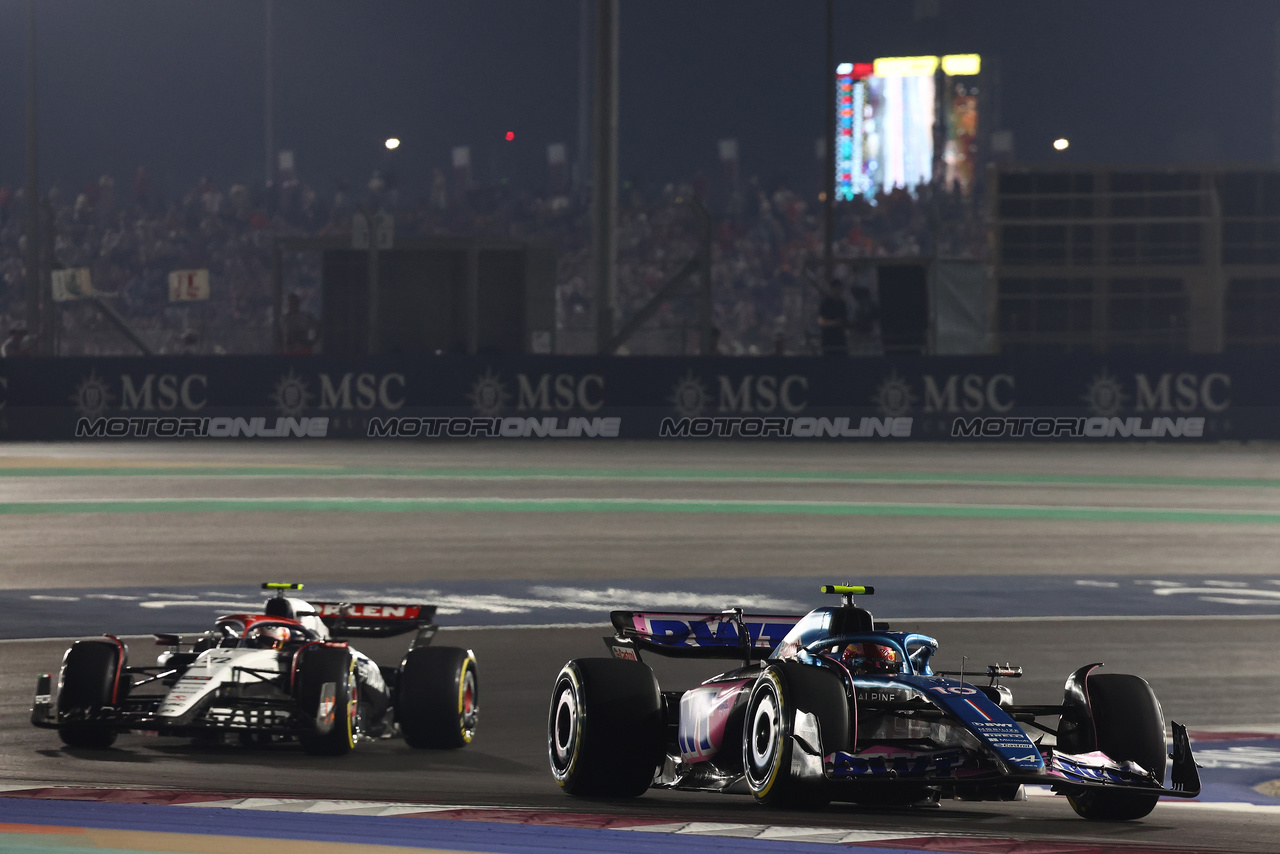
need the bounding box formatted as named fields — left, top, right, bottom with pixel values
left=863, top=73, right=936, bottom=196
left=943, top=78, right=979, bottom=194
left=834, top=63, right=868, bottom=201
left=835, top=55, right=980, bottom=201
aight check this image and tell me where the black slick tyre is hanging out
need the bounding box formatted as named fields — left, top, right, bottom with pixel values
left=295, top=644, right=358, bottom=756
left=1067, top=673, right=1166, bottom=821
left=397, top=647, right=478, bottom=749
left=57, top=639, right=124, bottom=750
left=743, top=665, right=806, bottom=807
left=548, top=658, right=663, bottom=797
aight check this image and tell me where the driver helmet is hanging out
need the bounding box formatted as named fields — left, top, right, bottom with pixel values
left=249, top=624, right=291, bottom=650
left=840, top=642, right=901, bottom=675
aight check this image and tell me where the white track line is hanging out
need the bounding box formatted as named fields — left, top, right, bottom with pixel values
left=3, top=495, right=1279, bottom=517
left=55, top=791, right=1280, bottom=825
left=22, top=472, right=1273, bottom=490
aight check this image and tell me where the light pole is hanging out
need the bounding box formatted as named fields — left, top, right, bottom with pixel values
left=575, top=0, right=591, bottom=200
left=822, top=0, right=835, bottom=289
left=264, top=0, right=274, bottom=188
left=24, top=0, right=42, bottom=352
left=592, top=0, right=619, bottom=355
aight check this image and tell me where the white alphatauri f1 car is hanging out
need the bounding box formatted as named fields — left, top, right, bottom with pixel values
left=31, top=583, right=478, bottom=755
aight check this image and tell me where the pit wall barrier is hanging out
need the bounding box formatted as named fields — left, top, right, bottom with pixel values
left=0, top=354, right=1268, bottom=440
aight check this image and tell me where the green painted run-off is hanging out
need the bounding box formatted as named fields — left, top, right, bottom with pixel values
left=0, top=496, right=1276, bottom=525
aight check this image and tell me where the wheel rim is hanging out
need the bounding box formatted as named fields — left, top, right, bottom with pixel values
left=346, top=664, right=359, bottom=747
left=550, top=678, right=578, bottom=776
left=460, top=665, right=478, bottom=738
left=748, top=690, right=778, bottom=780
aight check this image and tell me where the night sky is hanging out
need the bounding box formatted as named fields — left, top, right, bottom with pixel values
left=0, top=0, right=1275, bottom=202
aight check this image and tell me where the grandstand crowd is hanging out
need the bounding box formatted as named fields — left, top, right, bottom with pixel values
left=0, top=166, right=986, bottom=356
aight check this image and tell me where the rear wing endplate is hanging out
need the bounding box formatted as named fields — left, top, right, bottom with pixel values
left=608, top=610, right=802, bottom=661
left=308, top=601, right=438, bottom=640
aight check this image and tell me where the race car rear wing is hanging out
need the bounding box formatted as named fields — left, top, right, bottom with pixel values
left=608, top=609, right=802, bottom=662
left=307, top=601, right=438, bottom=641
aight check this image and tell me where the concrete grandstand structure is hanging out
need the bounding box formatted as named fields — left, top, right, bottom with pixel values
left=991, top=166, right=1280, bottom=355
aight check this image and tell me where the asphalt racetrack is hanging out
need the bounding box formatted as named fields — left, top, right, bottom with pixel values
left=3, top=441, right=1280, bottom=852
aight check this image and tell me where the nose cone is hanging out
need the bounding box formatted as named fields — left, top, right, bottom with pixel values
left=158, top=648, right=279, bottom=719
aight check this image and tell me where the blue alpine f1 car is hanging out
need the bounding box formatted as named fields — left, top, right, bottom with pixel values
left=548, top=585, right=1199, bottom=820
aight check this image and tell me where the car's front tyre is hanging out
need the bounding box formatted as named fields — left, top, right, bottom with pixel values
left=57, top=639, right=125, bottom=750
left=295, top=644, right=358, bottom=756
left=1066, top=673, right=1166, bottom=821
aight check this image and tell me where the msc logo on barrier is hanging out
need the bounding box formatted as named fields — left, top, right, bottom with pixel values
left=922, top=374, right=1015, bottom=414
left=668, top=372, right=808, bottom=417
left=318, top=372, right=405, bottom=411
left=120, top=373, right=208, bottom=411
left=468, top=370, right=604, bottom=416
left=868, top=369, right=1230, bottom=418
left=1081, top=370, right=1230, bottom=416
left=874, top=372, right=1015, bottom=417
left=72, top=371, right=115, bottom=417
left=271, top=370, right=313, bottom=416
left=72, top=371, right=208, bottom=417
left=270, top=371, right=405, bottom=416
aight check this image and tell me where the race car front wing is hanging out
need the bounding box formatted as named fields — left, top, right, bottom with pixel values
left=811, top=721, right=1200, bottom=799
left=31, top=671, right=309, bottom=737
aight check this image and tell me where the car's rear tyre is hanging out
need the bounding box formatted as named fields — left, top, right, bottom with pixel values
left=57, top=639, right=124, bottom=750
left=1067, top=673, right=1166, bottom=821
left=397, top=647, right=478, bottom=749
left=295, top=645, right=358, bottom=756
left=548, top=658, right=663, bottom=797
